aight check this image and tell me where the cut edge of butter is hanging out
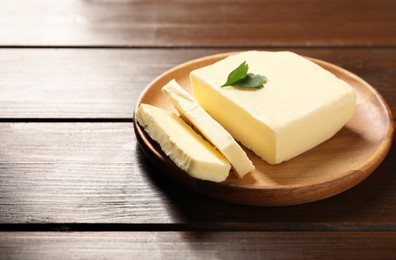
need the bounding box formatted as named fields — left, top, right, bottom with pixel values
left=162, top=79, right=255, bottom=178
left=136, top=103, right=231, bottom=182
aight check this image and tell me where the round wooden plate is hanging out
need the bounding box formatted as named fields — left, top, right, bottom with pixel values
left=133, top=52, right=394, bottom=206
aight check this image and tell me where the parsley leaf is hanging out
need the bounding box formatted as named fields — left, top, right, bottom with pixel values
left=221, top=61, right=249, bottom=87
left=221, top=61, right=267, bottom=89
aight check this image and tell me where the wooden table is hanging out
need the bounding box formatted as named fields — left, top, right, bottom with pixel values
left=1, top=0, right=395, bottom=258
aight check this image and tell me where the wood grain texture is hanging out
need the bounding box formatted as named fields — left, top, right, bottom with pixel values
left=0, top=0, right=394, bottom=256
left=1, top=232, right=396, bottom=259
left=0, top=48, right=395, bottom=119
left=0, top=123, right=395, bottom=229
left=0, top=0, right=395, bottom=47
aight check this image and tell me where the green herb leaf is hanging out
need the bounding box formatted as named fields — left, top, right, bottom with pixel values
left=221, top=61, right=249, bottom=87
left=221, top=61, right=267, bottom=89
left=233, top=73, right=267, bottom=89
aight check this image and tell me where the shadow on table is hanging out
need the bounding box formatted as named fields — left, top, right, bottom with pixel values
left=135, top=141, right=395, bottom=232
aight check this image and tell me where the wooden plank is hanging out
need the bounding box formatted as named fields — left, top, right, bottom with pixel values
left=0, top=48, right=395, bottom=119
left=0, top=123, right=395, bottom=229
left=0, top=232, right=395, bottom=259
left=0, top=0, right=395, bottom=47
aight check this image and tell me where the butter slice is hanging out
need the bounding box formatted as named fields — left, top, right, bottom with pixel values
left=190, top=51, right=356, bottom=164
left=162, top=79, right=255, bottom=178
left=136, top=104, right=231, bottom=182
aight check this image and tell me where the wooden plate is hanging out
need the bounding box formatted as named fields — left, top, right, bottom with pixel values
left=133, top=52, right=394, bottom=206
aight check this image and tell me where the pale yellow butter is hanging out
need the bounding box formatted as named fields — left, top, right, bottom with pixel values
left=190, top=51, right=356, bottom=164
left=136, top=104, right=231, bottom=182
left=162, top=79, right=255, bottom=178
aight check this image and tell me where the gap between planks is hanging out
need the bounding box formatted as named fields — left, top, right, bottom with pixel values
left=1, top=223, right=396, bottom=233
left=0, top=118, right=133, bottom=123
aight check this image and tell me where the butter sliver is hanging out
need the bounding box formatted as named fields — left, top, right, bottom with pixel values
left=162, top=79, right=254, bottom=178
left=136, top=104, right=231, bottom=182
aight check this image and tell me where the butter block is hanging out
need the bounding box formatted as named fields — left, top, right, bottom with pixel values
left=162, top=79, right=255, bottom=178
left=136, top=103, right=231, bottom=182
left=190, top=51, right=356, bottom=164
